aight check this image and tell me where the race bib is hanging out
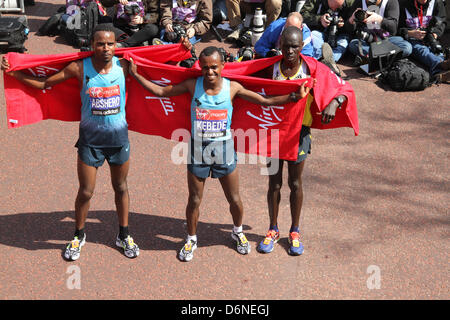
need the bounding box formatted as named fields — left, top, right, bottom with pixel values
left=89, top=85, right=121, bottom=116
left=195, top=108, right=228, bottom=139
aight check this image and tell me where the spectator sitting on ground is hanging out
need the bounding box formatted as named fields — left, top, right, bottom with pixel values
left=301, top=0, right=356, bottom=75
left=254, top=12, right=317, bottom=59
left=347, top=0, right=412, bottom=66
left=158, top=0, right=213, bottom=45
left=112, top=0, right=161, bottom=47
left=397, top=0, right=449, bottom=82
left=225, top=0, right=283, bottom=42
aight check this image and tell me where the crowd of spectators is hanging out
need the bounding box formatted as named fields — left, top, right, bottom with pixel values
left=25, top=0, right=450, bottom=82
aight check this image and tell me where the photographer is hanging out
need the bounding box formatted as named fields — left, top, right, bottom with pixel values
left=301, top=0, right=355, bottom=68
left=159, top=0, right=213, bottom=44
left=225, top=0, right=283, bottom=42
left=254, top=12, right=318, bottom=59
left=113, top=0, right=161, bottom=47
left=348, top=0, right=412, bottom=65
left=398, top=0, right=449, bottom=82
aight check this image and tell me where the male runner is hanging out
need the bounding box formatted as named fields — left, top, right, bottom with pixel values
left=255, top=26, right=348, bottom=256
left=2, top=24, right=140, bottom=260
left=129, top=46, right=312, bottom=261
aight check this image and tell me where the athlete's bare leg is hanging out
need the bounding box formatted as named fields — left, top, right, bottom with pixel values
left=74, top=156, right=98, bottom=230
left=218, top=169, right=244, bottom=227
left=185, top=170, right=206, bottom=236
left=109, top=160, right=130, bottom=227
left=287, top=160, right=305, bottom=229
left=267, top=159, right=284, bottom=227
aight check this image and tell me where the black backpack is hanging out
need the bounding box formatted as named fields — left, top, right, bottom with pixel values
left=63, top=2, right=99, bottom=49
left=0, top=16, right=29, bottom=53
left=382, top=58, right=431, bottom=91
left=37, top=7, right=66, bottom=37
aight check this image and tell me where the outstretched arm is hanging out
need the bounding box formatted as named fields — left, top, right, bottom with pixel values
left=1, top=56, right=81, bottom=89
left=129, top=58, right=194, bottom=97
left=231, top=79, right=315, bottom=106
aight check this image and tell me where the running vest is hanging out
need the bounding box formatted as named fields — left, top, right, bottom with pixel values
left=272, top=60, right=313, bottom=127
left=191, top=77, right=233, bottom=141
left=79, top=56, right=128, bottom=147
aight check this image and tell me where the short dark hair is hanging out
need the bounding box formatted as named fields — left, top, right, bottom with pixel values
left=92, top=23, right=117, bottom=39
left=281, top=25, right=303, bottom=43
left=199, top=46, right=224, bottom=62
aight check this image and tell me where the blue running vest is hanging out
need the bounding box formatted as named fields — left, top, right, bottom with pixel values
left=190, top=77, right=233, bottom=141
left=79, top=56, right=128, bottom=147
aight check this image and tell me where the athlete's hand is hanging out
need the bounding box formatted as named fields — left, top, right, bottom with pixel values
left=321, top=95, right=345, bottom=124
left=299, top=78, right=316, bottom=99
left=1, top=56, right=14, bottom=75
left=180, top=36, right=192, bottom=51
left=128, top=57, right=138, bottom=77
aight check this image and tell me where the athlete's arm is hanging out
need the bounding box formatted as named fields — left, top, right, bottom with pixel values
left=1, top=56, right=81, bottom=89
left=129, top=58, right=194, bottom=97
left=120, top=58, right=129, bottom=78
left=321, top=94, right=347, bottom=124
left=231, top=79, right=315, bottom=106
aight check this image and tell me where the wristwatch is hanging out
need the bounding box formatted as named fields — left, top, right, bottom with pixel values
left=334, top=95, right=346, bottom=109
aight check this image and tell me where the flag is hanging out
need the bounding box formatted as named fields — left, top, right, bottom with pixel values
left=4, top=48, right=358, bottom=161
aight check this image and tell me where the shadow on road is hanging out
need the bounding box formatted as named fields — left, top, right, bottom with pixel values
left=0, top=210, right=257, bottom=254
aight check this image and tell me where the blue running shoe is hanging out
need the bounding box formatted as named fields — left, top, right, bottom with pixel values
left=288, top=231, right=304, bottom=256
left=257, top=229, right=280, bottom=253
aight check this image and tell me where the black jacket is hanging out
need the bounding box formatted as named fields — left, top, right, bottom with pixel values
left=347, top=0, right=400, bottom=36
left=398, top=0, right=447, bottom=38
left=301, top=0, right=356, bottom=35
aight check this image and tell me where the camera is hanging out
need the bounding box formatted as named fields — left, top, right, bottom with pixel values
left=326, top=10, right=340, bottom=48
left=236, top=29, right=252, bottom=48
left=218, top=47, right=236, bottom=62
left=124, top=3, right=142, bottom=33
left=237, top=46, right=255, bottom=61
left=165, top=23, right=187, bottom=43
left=266, top=48, right=282, bottom=57
left=422, top=16, right=444, bottom=54
left=354, top=9, right=376, bottom=43
left=124, top=3, right=141, bottom=17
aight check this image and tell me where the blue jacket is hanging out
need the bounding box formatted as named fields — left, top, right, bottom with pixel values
left=254, top=18, right=314, bottom=58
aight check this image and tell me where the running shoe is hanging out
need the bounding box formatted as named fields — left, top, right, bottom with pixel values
left=64, top=234, right=86, bottom=261
left=288, top=231, right=304, bottom=256
left=231, top=231, right=251, bottom=255
left=179, top=239, right=197, bottom=262
left=115, top=235, right=140, bottom=258
left=257, top=229, right=280, bottom=253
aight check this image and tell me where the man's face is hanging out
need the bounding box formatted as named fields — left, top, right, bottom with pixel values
left=328, top=0, right=345, bottom=11
left=92, top=31, right=116, bottom=63
left=280, top=33, right=303, bottom=64
left=199, top=52, right=224, bottom=85
left=416, top=0, right=427, bottom=5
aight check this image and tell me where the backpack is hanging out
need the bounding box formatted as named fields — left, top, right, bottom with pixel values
left=37, top=11, right=65, bottom=37
left=0, top=16, right=29, bottom=53
left=382, top=59, right=431, bottom=91
left=63, top=1, right=99, bottom=49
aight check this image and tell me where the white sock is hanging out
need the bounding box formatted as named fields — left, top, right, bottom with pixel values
left=187, top=234, right=197, bottom=243
left=233, top=225, right=243, bottom=234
